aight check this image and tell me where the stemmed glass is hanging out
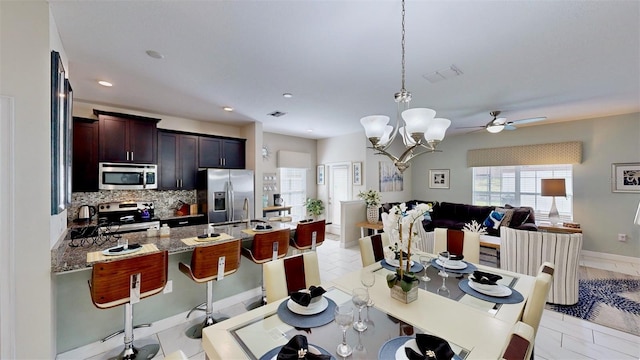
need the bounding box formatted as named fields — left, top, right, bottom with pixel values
left=334, top=305, right=354, bottom=357
left=419, top=255, right=432, bottom=282
left=360, top=270, right=376, bottom=306
left=437, top=251, right=451, bottom=298
left=352, top=288, right=369, bottom=332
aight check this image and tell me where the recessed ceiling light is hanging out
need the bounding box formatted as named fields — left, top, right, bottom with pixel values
left=283, top=93, right=293, bottom=98
left=145, top=50, right=164, bottom=59
left=307, top=129, right=313, bottom=132
left=223, top=106, right=234, bottom=112
left=98, top=80, right=113, bottom=87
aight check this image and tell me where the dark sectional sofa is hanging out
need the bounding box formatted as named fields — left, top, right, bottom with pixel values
left=380, top=200, right=537, bottom=236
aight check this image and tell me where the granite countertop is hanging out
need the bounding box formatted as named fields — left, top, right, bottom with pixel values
left=52, top=220, right=297, bottom=274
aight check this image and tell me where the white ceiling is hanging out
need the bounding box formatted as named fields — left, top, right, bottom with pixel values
left=49, top=1, right=640, bottom=139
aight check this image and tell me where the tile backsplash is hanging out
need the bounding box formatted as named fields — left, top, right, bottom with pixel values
left=69, top=190, right=197, bottom=222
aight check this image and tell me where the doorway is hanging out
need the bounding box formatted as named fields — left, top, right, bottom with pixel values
left=326, top=162, right=351, bottom=235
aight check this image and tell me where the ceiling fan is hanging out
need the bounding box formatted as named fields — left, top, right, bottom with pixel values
left=459, top=111, right=547, bottom=134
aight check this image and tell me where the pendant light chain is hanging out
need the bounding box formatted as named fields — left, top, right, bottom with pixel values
left=400, top=0, right=406, bottom=92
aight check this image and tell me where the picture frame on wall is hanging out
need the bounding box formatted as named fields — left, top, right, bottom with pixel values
left=317, top=165, right=325, bottom=185
left=353, top=162, right=362, bottom=185
left=429, top=169, right=450, bottom=189
left=379, top=161, right=403, bottom=192
left=612, top=162, right=640, bottom=193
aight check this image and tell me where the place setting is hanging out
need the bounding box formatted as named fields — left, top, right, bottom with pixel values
left=86, top=239, right=159, bottom=263
left=276, top=286, right=337, bottom=329
left=381, top=252, right=424, bottom=273
left=378, top=333, right=464, bottom=360
left=458, top=270, right=524, bottom=304
left=430, top=251, right=477, bottom=275
left=259, top=334, right=334, bottom=360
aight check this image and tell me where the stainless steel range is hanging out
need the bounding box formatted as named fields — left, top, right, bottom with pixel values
left=97, top=201, right=160, bottom=234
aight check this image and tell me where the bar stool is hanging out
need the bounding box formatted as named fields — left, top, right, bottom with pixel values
left=89, top=250, right=168, bottom=360
left=242, top=228, right=290, bottom=308
left=290, top=219, right=326, bottom=252
left=179, top=239, right=241, bottom=339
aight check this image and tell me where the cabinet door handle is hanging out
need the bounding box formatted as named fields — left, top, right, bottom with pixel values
left=130, top=151, right=133, bottom=161
left=178, top=221, right=188, bottom=225
left=126, top=151, right=129, bottom=161
left=180, top=179, right=183, bottom=187
left=223, top=158, right=226, bottom=166
left=176, top=180, right=179, bottom=188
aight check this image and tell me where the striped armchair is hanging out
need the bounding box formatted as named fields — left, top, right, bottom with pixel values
left=500, top=227, right=583, bottom=305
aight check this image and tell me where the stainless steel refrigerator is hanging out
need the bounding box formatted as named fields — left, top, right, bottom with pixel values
left=197, top=169, right=254, bottom=224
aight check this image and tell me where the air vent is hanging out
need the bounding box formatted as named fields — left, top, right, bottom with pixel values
left=423, top=64, right=463, bottom=83
left=268, top=111, right=287, bottom=117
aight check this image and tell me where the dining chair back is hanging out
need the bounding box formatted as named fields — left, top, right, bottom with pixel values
left=263, top=252, right=321, bottom=303
left=359, top=233, right=390, bottom=267
left=291, top=219, right=326, bottom=251
left=179, top=239, right=241, bottom=338
left=521, top=262, right=554, bottom=336
left=500, top=321, right=535, bottom=360
left=433, top=228, right=480, bottom=263
left=89, top=250, right=168, bottom=359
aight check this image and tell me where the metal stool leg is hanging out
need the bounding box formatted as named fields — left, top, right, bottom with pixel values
left=186, top=280, right=228, bottom=339
left=105, top=303, right=160, bottom=360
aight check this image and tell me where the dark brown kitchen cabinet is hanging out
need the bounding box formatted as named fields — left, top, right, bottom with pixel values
left=158, top=131, right=198, bottom=190
left=94, top=110, right=159, bottom=164
left=198, top=136, right=245, bottom=169
left=72, top=117, right=99, bottom=192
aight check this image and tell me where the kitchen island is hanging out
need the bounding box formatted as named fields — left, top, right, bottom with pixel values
left=52, top=219, right=297, bottom=354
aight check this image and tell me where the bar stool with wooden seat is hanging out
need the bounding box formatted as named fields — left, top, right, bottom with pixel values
left=89, top=250, right=168, bottom=360
left=290, top=219, right=326, bottom=252
left=179, top=239, right=241, bottom=339
left=242, top=228, right=290, bottom=308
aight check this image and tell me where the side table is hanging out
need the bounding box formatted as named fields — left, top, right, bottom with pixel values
left=355, top=221, right=383, bottom=238
left=537, top=224, right=583, bottom=234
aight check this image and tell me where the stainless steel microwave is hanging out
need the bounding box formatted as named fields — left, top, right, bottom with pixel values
left=98, top=163, right=157, bottom=190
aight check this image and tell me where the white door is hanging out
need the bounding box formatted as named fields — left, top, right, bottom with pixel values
left=327, top=163, right=351, bottom=235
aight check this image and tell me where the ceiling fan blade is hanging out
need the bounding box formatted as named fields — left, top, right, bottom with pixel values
left=455, top=125, right=484, bottom=129
left=508, top=116, right=547, bottom=125
left=504, top=124, right=517, bottom=130
left=494, top=117, right=507, bottom=125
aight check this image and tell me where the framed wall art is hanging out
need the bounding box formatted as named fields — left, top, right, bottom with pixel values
left=429, top=169, right=450, bottom=189
left=353, top=162, right=362, bottom=185
left=379, top=161, right=403, bottom=192
left=612, top=162, right=640, bottom=193
left=317, top=165, right=325, bottom=185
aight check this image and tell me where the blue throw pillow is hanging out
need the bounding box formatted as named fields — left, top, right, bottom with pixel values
left=483, top=210, right=505, bottom=230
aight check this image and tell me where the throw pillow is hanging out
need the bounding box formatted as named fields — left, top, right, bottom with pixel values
left=495, top=207, right=515, bottom=227
left=483, top=210, right=505, bottom=229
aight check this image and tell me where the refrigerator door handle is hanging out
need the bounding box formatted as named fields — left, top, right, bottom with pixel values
left=228, top=181, right=235, bottom=221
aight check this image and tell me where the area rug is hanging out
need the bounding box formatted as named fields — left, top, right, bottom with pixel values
left=546, top=266, right=640, bottom=336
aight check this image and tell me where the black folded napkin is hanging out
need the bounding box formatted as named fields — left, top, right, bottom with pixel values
left=276, top=335, right=330, bottom=360
left=108, top=243, right=141, bottom=253
left=289, top=286, right=326, bottom=307
left=449, top=254, right=463, bottom=261
left=471, top=270, right=503, bottom=285
left=405, top=334, right=455, bottom=360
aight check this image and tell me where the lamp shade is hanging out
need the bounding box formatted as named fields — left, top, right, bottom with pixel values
left=541, top=178, right=566, bottom=197
left=424, top=118, right=451, bottom=141
left=360, top=115, right=390, bottom=138
left=398, top=127, right=417, bottom=146
left=635, top=201, right=640, bottom=225
left=401, top=108, right=436, bottom=134
left=486, top=124, right=505, bottom=133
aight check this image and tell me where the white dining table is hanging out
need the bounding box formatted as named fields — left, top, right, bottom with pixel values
left=202, top=255, right=535, bottom=360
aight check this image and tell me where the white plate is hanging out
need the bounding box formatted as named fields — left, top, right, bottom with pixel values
left=286, top=297, right=328, bottom=315
left=468, top=280, right=512, bottom=297
left=267, top=345, right=322, bottom=360
left=435, top=259, right=467, bottom=270
left=386, top=259, right=415, bottom=268
left=252, top=227, right=273, bottom=232
left=468, top=275, right=500, bottom=291
left=394, top=339, right=421, bottom=360
left=102, top=245, right=142, bottom=256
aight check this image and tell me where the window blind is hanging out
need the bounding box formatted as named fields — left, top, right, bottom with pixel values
left=467, top=141, right=582, bottom=167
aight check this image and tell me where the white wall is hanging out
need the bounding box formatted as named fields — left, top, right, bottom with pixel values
left=0, top=1, right=56, bottom=357
left=409, top=113, right=640, bottom=258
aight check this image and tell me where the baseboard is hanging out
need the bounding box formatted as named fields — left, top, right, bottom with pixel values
left=581, top=250, right=640, bottom=265
left=56, top=287, right=261, bottom=359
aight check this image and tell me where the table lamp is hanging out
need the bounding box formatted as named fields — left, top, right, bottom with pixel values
left=541, top=178, right=566, bottom=226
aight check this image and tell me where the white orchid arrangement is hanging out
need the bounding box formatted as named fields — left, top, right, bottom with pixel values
left=382, top=202, right=432, bottom=283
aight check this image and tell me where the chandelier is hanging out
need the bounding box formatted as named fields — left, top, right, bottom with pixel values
left=360, top=0, right=450, bottom=173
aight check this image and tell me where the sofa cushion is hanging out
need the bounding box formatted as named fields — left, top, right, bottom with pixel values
left=483, top=210, right=505, bottom=229
left=495, top=207, right=515, bottom=227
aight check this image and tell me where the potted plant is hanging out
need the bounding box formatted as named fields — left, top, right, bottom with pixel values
left=304, top=198, right=325, bottom=220
left=357, top=189, right=382, bottom=224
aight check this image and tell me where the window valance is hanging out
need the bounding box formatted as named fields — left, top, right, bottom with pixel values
left=467, top=141, right=582, bottom=167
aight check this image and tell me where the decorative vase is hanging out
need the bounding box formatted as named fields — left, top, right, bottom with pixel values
left=390, top=281, right=419, bottom=304
left=366, top=205, right=379, bottom=224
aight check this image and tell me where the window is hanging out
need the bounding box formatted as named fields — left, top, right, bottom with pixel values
left=472, top=164, right=573, bottom=223
left=279, top=168, right=307, bottom=218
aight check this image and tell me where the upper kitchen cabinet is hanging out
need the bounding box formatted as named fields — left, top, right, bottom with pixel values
left=72, top=117, right=99, bottom=192
left=198, top=136, right=246, bottom=169
left=158, top=130, right=198, bottom=190
left=94, top=109, right=159, bottom=164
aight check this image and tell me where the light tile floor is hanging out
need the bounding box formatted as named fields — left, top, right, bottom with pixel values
left=60, top=234, right=640, bottom=359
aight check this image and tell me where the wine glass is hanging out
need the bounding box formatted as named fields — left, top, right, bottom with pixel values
left=437, top=251, right=450, bottom=297
left=352, top=288, right=369, bottom=332
left=419, top=255, right=432, bottom=282
left=360, top=270, right=376, bottom=306
left=334, top=305, right=354, bottom=357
